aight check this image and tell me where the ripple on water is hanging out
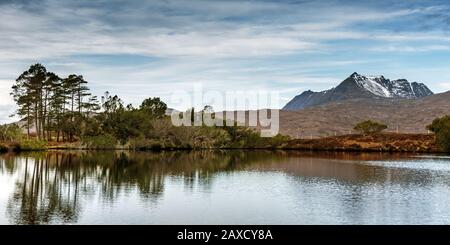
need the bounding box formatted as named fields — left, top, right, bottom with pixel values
left=362, top=157, right=450, bottom=172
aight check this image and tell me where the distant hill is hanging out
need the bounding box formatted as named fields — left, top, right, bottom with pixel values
left=279, top=91, right=450, bottom=138
left=283, top=72, right=433, bottom=111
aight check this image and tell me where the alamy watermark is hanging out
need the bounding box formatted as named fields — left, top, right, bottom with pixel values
left=169, top=83, right=280, bottom=137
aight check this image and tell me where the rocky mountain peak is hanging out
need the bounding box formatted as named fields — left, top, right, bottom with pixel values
left=283, top=73, right=434, bottom=111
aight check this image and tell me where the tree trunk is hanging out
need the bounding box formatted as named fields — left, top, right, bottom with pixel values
left=71, top=93, right=74, bottom=121
left=26, top=107, right=30, bottom=139
left=35, top=102, right=40, bottom=140
left=43, top=91, right=48, bottom=141
left=41, top=90, right=45, bottom=140
left=78, top=85, right=82, bottom=114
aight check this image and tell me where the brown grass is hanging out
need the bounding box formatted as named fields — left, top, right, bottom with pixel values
left=283, top=133, right=438, bottom=153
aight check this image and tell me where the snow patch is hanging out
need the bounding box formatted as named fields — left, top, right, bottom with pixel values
left=352, top=74, right=393, bottom=97
left=350, top=73, right=431, bottom=98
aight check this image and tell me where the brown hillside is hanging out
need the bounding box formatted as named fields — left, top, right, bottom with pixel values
left=279, top=91, right=450, bottom=138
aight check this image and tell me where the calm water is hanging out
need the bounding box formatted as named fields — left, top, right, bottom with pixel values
left=1, top=150, right=450, bottom=225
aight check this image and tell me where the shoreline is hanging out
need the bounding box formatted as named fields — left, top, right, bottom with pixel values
left=1, top=133, right=445, bottom=154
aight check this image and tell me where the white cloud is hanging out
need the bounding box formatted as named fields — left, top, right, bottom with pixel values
left=1, top=0, right=450, bottom=117
left=373, top=33, right=450, bottom=42
left=0, top=80, right=14, bottom=105
left=1, top=0, right=448, bottom=62
left=370, top=45, right=450, bottom=52
left=0, top=79, right=16, bottom=124
left=437, top=82, right=450, bottom=91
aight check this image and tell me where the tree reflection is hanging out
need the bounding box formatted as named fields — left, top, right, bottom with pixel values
left=6, top=154, right=81, bottom=224
left=1, top=150, right=278, bottom=224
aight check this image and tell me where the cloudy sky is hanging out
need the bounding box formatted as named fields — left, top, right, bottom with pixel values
left=1, top=0, right=450, bottom=123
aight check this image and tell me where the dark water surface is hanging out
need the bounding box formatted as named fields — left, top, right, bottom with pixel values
left=1, top=150, right=450, bottom=224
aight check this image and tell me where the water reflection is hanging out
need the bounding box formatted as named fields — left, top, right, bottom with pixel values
left=0, top=151, right=281, bottom=224
left=1, top=150, right=450, bottom=224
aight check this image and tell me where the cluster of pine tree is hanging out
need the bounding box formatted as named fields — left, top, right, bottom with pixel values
left=11, top=64, right=100, bottom=141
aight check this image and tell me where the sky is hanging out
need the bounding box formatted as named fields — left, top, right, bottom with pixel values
left=1, top=0, right=450, bottom=123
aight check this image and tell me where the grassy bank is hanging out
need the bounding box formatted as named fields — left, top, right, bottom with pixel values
left=0, top=140, right=47, bottom=152
left=0, top=133, right=443, bottom=153
left=1, top=134, right=290, bottom=152
left=283, top=133, right=439, bottom=153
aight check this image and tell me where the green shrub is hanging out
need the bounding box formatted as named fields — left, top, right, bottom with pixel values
left=210, top=128, right=232, bottom=148
left=427, top=116, right=450, bottom=152
left=269, top=134, right=291, bottom=148
left=354, top=120, right=388, bottom=135
left=129, top=137, right=163, bottom=150
left=19, top=139, right=47, bottom=151
left=82, top=134, right=117, bottom=149
left=217, top=126, right=289, bottom=148
left=0, top=124, right=22, bottom=141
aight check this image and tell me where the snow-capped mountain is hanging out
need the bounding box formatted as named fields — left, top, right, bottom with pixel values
left=283, top=72, right=433, bottom=111
left=350, top=73, right=432, bottom=98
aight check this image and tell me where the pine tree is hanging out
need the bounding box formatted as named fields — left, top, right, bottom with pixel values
left=12, top=64, right=47, bottom=140
left=48, top=76, right=66, bottom=141
left=74, top=75, right=90, bottom=114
